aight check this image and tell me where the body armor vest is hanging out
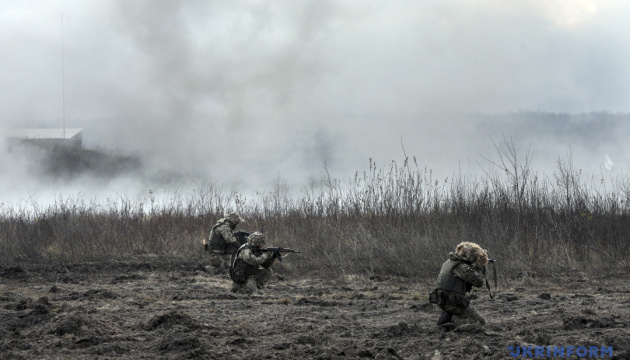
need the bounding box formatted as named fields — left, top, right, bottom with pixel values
left=429, top=259, right=470, bottom=308
left=208, top=220, right=236, bottom=254
left=230, top=244, right=262, bottom=284
left=435, top=260, right=468, bottom=294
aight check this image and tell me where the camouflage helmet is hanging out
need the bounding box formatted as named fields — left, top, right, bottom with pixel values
left=455, top=241, right=488, bottom=267
left=248, top=231, right=266, bottom=247
left=225, top=212, right=245, bottom=225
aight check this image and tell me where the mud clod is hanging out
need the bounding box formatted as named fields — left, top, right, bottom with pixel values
left=147, top=310, right=199, bottom=331
left=52, top=315, right=85, bottom=336
left=83, top=289, right=118, bottom=300
left=158, top=334, right=201, bottom=352
left=562, top=315, right=615, bottom=330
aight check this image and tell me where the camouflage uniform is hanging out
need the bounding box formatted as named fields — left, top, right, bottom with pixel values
left=230, top=232, right=275, bottom=294
left=429, top=242, right=488, bottom=326
left=206, top=212, right=245, bottom=273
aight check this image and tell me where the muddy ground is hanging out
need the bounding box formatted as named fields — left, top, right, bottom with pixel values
left=1, top=258, right=629, bottom=359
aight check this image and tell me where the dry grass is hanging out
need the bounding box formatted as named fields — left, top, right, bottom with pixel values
left=1, top=140, right=630, bottom=280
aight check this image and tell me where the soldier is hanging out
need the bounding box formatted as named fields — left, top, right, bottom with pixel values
left=429, top=241, right=488, bottom=326
left=229, top=231, right=276, bottom=294
left=205, top=212, right=246, bottom=274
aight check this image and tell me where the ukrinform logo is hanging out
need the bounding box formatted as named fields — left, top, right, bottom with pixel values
left=508, top=346, right=613, bottom=358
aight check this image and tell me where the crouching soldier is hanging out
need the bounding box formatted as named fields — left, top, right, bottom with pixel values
left=205, top=212, right=246, bottom=274
left=229, top=232, right=276, bottom=294
left=429, top=241, right=488, bottom=326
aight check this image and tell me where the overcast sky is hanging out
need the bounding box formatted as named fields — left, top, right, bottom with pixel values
left=2, top=0, right=630, bottom=205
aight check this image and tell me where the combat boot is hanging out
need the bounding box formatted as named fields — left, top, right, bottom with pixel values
left=465, top=307, right=486, bottom=325
left=437, top=310, right=453, bottom=326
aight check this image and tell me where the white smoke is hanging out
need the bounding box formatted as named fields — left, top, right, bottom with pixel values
left=1, top=1, right=630, bottom=205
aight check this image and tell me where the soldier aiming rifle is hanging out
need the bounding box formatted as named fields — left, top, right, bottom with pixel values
left=429, top=242, right=493, bottom=327
left=229, top=232, right=301, bottom=294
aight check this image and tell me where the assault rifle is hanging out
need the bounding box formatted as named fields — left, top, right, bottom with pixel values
left=255, top=247, right=301, bottom=262
left=228, top=229, right=265, bottom=253
left=235, top=229, right=266, bottom=242
left=233, top=230, right=252, bottom=246
left=203, top=229, right=264, bottom=251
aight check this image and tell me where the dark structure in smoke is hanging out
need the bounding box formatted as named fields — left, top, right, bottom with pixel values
left=6, top=130, right=142, bottom=181
left=36, top=145, right=141, bottom=180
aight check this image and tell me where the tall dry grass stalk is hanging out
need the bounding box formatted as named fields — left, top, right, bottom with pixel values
left=1, top=140, right=629, bottom=280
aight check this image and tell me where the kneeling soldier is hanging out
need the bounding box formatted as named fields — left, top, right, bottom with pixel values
left=229, top=232, right=276, bottom=294
left=206, top=212, right=246, bottom=274
left=429, top=241, right=488, bottom=326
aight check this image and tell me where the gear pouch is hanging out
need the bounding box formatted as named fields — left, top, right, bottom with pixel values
left=230, top=267, right=247, bottom=284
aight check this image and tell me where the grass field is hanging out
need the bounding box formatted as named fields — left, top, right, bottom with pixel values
left=2, top=140, right=629, bottom=281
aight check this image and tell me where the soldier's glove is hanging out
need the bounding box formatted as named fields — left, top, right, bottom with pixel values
left=261, top=254, right=276, bottom=269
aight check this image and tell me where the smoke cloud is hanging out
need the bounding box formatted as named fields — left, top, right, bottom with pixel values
left=2, top=1, right=630, bottom=205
